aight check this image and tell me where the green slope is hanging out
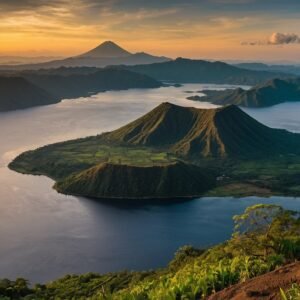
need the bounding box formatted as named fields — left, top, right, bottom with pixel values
left=1, top=205, right=299, bottom=299
left=101, top=102, right=300, bottom=157
left=9, top=102, right=300, bottom=199
left=54, top=161, right=215, bottom=199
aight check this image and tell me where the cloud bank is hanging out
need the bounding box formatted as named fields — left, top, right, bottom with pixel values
left=243, top=32, right=300, bottom=46
left=268, top=32, right=300, bottom=44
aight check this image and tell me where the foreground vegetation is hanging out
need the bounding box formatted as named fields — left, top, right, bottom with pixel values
left=281, top=284, right=300, bottom=300
left=1, top=204, right=299, bottom=299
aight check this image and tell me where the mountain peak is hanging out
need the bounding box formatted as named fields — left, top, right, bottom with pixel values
left=79, top=41, right=131, bottom=58
left=216, top=104, right=240, bottom=113
left=100, top=103, right=299, bottom=158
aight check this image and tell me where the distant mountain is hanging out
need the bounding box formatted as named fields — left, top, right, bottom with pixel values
left=18, top=66, right=100, bottom=76
left=235, top=62, right=300, bottom=76
left=0, top=56, right=63, bottom=65
left=23, top=68, right=162, bottom=99
left=55, top=161, right=215, bottom=199
left=79, top=41, right=131, bottom=58
left=101, top=102, right=300, bottom=157
left=0, top=69, right=162, bottom=112
left=193, top=78, right=300, bottom=107
left=121, top=58, right=290, bottom=85
left=0, top=77, right=58, bottom=112
left=0, top=41, right=171, bottom=70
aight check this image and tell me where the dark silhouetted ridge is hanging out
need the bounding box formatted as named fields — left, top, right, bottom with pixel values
left=23, top=68, right=162, bottom=99
left=199, top=78, right=300, bottom=107
left=79, top=41, right=131, bottom=58
left=122, top=58, right=288, bottom=85
left=0, top=76, right=57, bottom=111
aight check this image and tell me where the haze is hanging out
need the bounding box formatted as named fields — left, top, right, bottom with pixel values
left=1, top=0, right=300, bottom=62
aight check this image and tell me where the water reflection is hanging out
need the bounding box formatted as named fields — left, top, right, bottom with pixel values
left=0, top=84, right=300, bottom=282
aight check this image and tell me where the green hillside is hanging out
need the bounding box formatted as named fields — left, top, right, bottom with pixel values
left=101, top=102, right=300, bottom=158
left=9, top=102, right=300, bottom=198
left=1, top=204, right=299, bottom=299
left=194, top=78, right=300, bottom=108
left=55, top=161, right=215, bottom=199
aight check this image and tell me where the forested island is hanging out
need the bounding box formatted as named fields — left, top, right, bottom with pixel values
left=10, top=102, right=300, bottom=199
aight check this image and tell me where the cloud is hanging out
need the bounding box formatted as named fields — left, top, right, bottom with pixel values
left=242, top=32, right=300, bottom=46
left=268, top=32, right=300, bottom=44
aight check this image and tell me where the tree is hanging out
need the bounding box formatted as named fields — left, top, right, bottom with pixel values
left=232, top=204, right=300, bottom=259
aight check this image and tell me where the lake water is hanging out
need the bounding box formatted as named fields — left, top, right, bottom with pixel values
left=1, top=84, right=300, bottom=283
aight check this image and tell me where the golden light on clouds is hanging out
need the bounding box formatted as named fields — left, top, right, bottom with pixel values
left=0, top=0, right=299, bottom=61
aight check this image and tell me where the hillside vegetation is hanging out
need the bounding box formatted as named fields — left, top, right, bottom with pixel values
left=101, top=102, right=300, bottom=158
left=9, top=103, right=300, bottom=198
left=54, top=161, right=216, bottom=199
left=1, top=204, right=299, bottom=299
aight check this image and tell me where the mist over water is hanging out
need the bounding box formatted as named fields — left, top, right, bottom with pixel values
left=1, top=84, right=300, bottom=283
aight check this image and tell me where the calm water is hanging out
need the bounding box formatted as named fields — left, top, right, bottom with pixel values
left=1, top=84, right=300, bottom=283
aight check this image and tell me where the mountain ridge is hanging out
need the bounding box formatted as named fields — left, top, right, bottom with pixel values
left=0, top=41, right=171, bottom=70
left=55, top=161, right=215, bottom=199
left=0, top=69, right=162, bottom=112
left=193, top=78, right=300, bottom=107
left=0, top=76, right=58, bottom=111
left=120, top=58, right=290, bottom=85
left=101, top=102, right=300, bottom=157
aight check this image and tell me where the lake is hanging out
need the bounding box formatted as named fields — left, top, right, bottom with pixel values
left=1, top=84, right=300, bottom=283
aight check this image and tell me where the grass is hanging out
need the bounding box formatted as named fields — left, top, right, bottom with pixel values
left=9, top=138, right=176, bottom=180
left=9, top=136, right=300, bottom=197
left=280, top=284, right=300, bottom=300
left=225, top=156, right=300, bottom=196
left=206, top=183, right=273, bottom=197
left=230, top=155, right=300, bottom=178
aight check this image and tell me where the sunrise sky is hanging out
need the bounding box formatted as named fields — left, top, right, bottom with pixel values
left=1, top=0, right=300, bottom=62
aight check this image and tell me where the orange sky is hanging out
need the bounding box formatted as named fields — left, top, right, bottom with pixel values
left=1, top=0, right=300, bottom=62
